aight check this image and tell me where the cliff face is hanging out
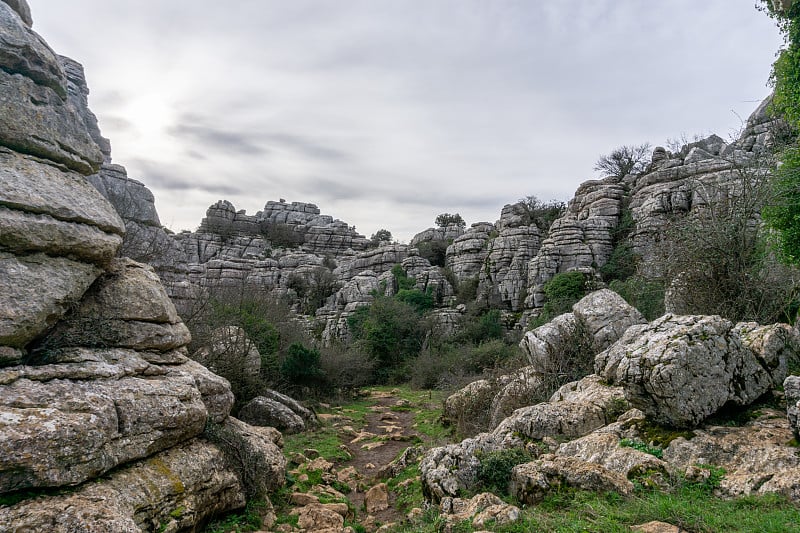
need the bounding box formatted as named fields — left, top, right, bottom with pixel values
left=0, top=2, right=285, bottom=530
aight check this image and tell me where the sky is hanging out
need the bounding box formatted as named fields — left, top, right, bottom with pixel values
left=31, top=0, right=784, bottom=242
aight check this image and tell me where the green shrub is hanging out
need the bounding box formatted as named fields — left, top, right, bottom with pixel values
left=529, top=271, right=589, bottom=328
left=417, top=240, right=449, bottom=267
left=347, top=296, right=425, bottom=383
left=280, top=343, right=325, bottom=390
left=619, top=438, right=664, bottom=459
left=609, top=277, right=666, bottom=321
left=396, top=288, right=435, bottom=313
left=477, top=448, right=534, bottom=496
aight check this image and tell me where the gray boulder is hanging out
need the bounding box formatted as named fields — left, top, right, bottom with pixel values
left=596, top=314, right=783, bottom=428
left=238, top=396, right=306, bottom=434
left=2, top=0, right=32, bottom=26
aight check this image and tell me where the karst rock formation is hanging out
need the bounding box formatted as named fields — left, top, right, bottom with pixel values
left=0, top=2, right=286, bottom=530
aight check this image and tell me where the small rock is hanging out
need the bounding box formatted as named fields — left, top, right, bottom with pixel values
left=290, top=492, right=319, bottom=506
left=296, top=503, right=344, bottom=530
left=304, top=448, right=321, bottom=459
left=365, top=483, right=390, bottom=514
left=631, top=521, right=682, bottom=533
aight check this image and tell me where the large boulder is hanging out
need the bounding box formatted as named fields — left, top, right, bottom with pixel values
left=596, top=315, right=787, bottom=428
left=0, top=3, right=102, bottom=173
left=0, top=422, right=285, bottom=532
left=2, top=0, right=32, bottom=26
left=510, top=455, right=634, bottom=505
left=238, top=396, right=306, bottom=434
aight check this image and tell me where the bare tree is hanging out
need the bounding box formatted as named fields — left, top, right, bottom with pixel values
left=594, top=143, right=652, bottom=178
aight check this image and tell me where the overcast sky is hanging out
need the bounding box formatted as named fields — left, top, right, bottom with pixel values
left=32, top=1, right=782, bottom=241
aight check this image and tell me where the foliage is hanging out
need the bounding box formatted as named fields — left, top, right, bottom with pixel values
left=599, top=207, right=638, bottom=282
left=609, top=277, right=666, bottom=321
left=594, top=143, right=652, bottom=178
left=260, top=221, right=305, bottom=248
left=391, top=264, right=416, bottom=290
left=518, top=195, right=566, bottom=235
left=659, top=168, right=800, bottom=324
left=476, top=448, right=534, bottom=496
left=280, top=342, right=325, bottom=390
left=530, top=271, right=589, bottom=328
left=764, top=146, right=800, bottom=263
left=759, top=0, right=800, bottom=129
left=457, top=309, right=504, bottom=345
left=416, top=239, right=449, bottom=267
left=369, top=229, right=393, bottom=247
left=203, top=499, right=271, bottom=533
left=435, top=212, right=466, bottom=228
left=348, top=296, right=426, bottom=383
left=396, top=288, right=435, bottom=313
left=619, top=438, right=664, bottom=459
left=543, top=271, right=588, bottom=304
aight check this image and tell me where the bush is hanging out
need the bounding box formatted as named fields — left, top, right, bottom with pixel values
left=396, top=288, right=434, bottom=313
left=391, top=264, right=416, bottom=291
left=477, top=448, right=534, bottom=496
left=530, top=271, right=590, bottom=328
left=458, top=309, right=504, bottom=345
left=416, top=239, right=449, bottom=267
left=518, top=195, right=567, bottom=235
left=260, top=222, right=305, bottom=248
left=609, top=277, right=666, bottom=321
left=280, top=343, right=325, bottom=391
left=347, top=296, right=426, bottom=383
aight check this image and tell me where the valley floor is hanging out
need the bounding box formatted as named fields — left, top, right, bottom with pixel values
left=205, top=386, right=800, bottom=533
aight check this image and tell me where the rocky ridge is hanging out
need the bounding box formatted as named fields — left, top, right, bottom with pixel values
left=0, top=3, right=285, bottom=530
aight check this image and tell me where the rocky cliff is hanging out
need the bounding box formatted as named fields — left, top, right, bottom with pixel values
left=0, top=2, right=285, bottom=530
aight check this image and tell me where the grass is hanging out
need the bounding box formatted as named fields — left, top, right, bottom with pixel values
left=203, top=499, right=271, bottom=533
left=392, top=486, right=800, bottom=532
left=283, top=424, right=351, bottom=462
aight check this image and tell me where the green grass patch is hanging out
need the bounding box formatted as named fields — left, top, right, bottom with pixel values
left=203, top=499, right=271, bottom=533
left=619, top=438, right=664, bottom=459
left=283, top=424, right=350, bottom=462
left=387, top=463, right=424, bottom=513
left=395, top=487, right=800, bottom=532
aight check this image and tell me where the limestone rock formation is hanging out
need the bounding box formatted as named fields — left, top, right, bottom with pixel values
left=510, top=454, right=634, bottom=504
left=239, top=396, right=306, bottom=434
left=596, top=314, right=792, bottom=428
left=520, top=289, right=646, bottom=373
left=0, top=4, right=286, bottom=529
left=785, top=375, right=800, bottom=438
left=421, top=375, right=625, bottom=501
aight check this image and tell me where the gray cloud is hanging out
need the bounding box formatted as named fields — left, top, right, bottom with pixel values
left=168, top=124, right=269, bottom=156
left=32, top=0, right=784, bottom=240
left=129, top=158, right=244, bottom=196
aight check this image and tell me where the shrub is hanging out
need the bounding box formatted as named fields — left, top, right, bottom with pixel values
left=477, top=448, right=534, bottom=496
left=347, top=296, right=426, bottom=383
left=458, top=309, right=504, bottom=345
left=417, top=239, right=449, bottom=267
left=609, top=277, right=666, bottom=321
left=396, top=288, right=434, bottom=313
left=518, top=195, right=567, bottom=235
left=260, top=221, right=305, bottom=248
left=280, top=343, right=325, bottom=391
left=530, top=271, right=590, bottom=328
left=391, top=264, right=416, bottom=291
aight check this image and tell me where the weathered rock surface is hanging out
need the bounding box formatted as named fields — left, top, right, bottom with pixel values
left=520, top=289, right=645, bottom=372
left=596, top=314, right=788, bottom=428
left=239, top=396, right=306, bottom=434
left=422, top=375, right=625, bottom=501
left=440, top=492, right=520, bottom=528
left=664, top=409, right=800, bottom=500
left=0, top=8, right=286, bottom=530
left=786, top=375, right=800, bottom=438
left=3, top=0, right=31, bottom=26
left=0, top=4, right=102, bottom=173
left=0, top=427, right=284, bottom=533
left=511, top=454, right=634, bottom=504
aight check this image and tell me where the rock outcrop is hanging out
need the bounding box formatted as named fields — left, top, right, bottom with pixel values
left=0, top=4, right=285, bottom=530
left=596, top=314, right=794, bottom=428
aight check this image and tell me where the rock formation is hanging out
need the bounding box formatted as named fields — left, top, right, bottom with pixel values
left=0, top=3, right=285, bottom=530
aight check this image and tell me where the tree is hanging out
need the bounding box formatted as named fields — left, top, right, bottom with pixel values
left=758, top=1, right=800, bottom=265
left=594, top=143, right=652, bottom=178
left=369, top=229, right=393, bottom=247
left=518, top=195, right=566, bottom=234
left=435, top=212, right=466, bottom=228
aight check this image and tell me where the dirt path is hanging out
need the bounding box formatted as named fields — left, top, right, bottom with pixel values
left=337, top=391, right=420, bottom=524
